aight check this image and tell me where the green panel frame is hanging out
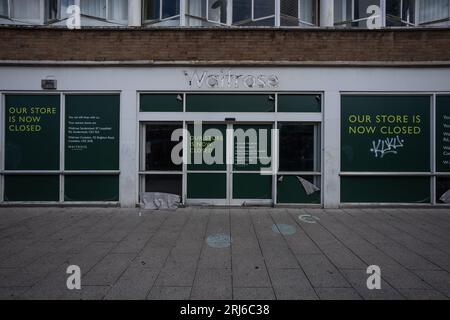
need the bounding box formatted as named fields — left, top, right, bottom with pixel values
left=278, top=94, right=322, bottom=113
left=341, top=95, right=431, bottom=172
left=436, top=96, right=450, bottom=172
left=187, top=173, right=227, bottom=199
left=186, top=94, right=275, bottom=112
left=232, top=173, right=272, bottom=199
left=5, top=95, right=60, bottom=170
left=65, top=95, right=120, bottom=171
left=277, top=175, right=321, bottom=204
left=140, top=94, right=183, bottom=112
left=64, top=175, right=119, bottom=202
left=341, top=176, right=430, bottom=203
left=4, top=175, right=59, bottom=201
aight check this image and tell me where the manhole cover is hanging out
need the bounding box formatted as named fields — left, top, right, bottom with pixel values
left=272, top=223, right=296, bottom=235
left=206, top=234, right=232, bottom=248
left=298, top=214, right=320, bottom=224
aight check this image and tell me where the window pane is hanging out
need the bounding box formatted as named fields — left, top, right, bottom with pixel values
left=254, top=0, right=275, bottom=19
left=143, top=0, right=160, bottom=20
left=233, top=0, right=251, bottom=24
left=208, top=0, right=227, bottom=23
left=145, top=174, right=182, bottom=196
left=65, top=95, right=120, bottom=171
left=341, top=176, right=430, bottom=203
left=299, top=0, right=316, bottom=24
left=354, top=0, right=380, bottom=27
left=186, top=94, right=275, bottom=112
left=5, top=95, right=60, bottom=171
left=279, top=123, right=318, bottom=172
left=188, top=0, right=206, bottom=18
left=232, top=173, right=272, bottom=199
left=11, top=0, right=41, bottom=20
left=187, top=173, right=226, bottom=199
left=281, top=0, right=299, bottom=25
left=419, top=0, right=449, bottom=24
left=65, top=175, right=119, bottom=201
left=0, top=0, right=8, bottom=16
left=436, top=177, right=450, bottom=203
left=162, top=0, right=180, bottom=19
left=402, top=0, right=416, bottom=23
left=4, top=175, right=60, bottom=202
left=278, top=94, right=322, bottom=112
left=81, top=0, right=106, bottom=18
left=108, top=0, right=128, bottom=21
left=45, top=0, right=59, bottom=21
left=277, top=175, right=321, bottom=204
left=61, top=0, right=76, bottom=18
left=145, top=123, right=183, bottom=171
left=140, top=94, right=183, bottom=112
left=386, top=0, right=416, bottom=26
left=334, top=0, right=352, bottom=25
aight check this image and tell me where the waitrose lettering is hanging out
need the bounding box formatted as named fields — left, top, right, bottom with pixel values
left=184, top=70, right=279, bottom=89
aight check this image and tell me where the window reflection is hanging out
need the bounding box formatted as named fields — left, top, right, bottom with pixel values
left=145, top=123, right=183, bottom=171
left=278, top=123, right=320, bottom=172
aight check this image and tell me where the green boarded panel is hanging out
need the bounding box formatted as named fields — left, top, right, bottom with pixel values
left=187, top=173, right=227, bottom=199
left=278, top=94, right=321, bottom=113
left=277, top=175, right=320, bottom=204
left=65, top=95, right=120, bottom=170
left=233, top=173, right=272, bottom=199
left=4, top=175, right=59, bottom=201
left=5, top=95, right=60, bottom=170
left=188, top=123, right=227, bottom=171
left=186, top=94, right=275, bottom=112
left=436, top=96, right=450, bottom=172
left=341, top=95, right=431, bottom=172
left=65, top=175, right=119, bottom=201
left=233, top=124, right=272, bottom=171
left=341, top=176, right=430, bottom=203
left=140, top=94, right=183, bottom=112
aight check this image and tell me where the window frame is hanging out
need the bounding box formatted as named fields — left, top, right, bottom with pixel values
left=280, top=0, right=319, bottom=27
left=0, top=0, right=10, bottom=18
left=232, top=0, right=276, bottom=26
left=142, top=0, right=180, bottom=25
left=10, top=0, right=45, bottom=24
left=417, top=0, right=450, bottom=25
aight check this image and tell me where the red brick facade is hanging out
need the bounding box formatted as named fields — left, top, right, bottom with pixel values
left=1, top=26, right=449, bottom=64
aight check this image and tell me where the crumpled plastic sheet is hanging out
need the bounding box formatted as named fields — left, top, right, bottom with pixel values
left=140, top=192, right=181, bottom=210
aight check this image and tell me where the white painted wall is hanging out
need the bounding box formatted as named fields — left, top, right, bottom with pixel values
left=1, top=66, right=450, bottom=208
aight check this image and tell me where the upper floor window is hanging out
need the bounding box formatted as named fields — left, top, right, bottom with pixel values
left=0, top=0, right=9, bottom=17
left=334, top=0, right=381, bottom=28
left=419, top=0, right=449, bottom=24
left=233, top=0, right=275, bottom=26
left=386, top=0, right=415, bottom=26
left=186, top=0, right=227, bottom=26
left=280, top=0, right=317, bottom=26
left=81, top=0, right=128, bottom=23
left=143, top=0, right=180, bottom=25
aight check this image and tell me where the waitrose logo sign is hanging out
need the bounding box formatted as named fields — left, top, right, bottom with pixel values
left=184, top=70, right=279, bottom=89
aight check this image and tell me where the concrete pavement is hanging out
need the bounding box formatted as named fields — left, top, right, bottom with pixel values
left=0, top=207, right=449, bottom=300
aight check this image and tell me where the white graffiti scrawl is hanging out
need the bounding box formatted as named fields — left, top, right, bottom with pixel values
left=370, top=136, right=405, bottom=158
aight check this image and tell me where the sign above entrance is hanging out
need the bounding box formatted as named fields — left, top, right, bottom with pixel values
left=183, top=70, right=279, bottom=89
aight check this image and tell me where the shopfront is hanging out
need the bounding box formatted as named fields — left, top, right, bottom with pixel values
left=139, top=93, right=322, bottom=206
left=0, top=66, right=449, bottom=207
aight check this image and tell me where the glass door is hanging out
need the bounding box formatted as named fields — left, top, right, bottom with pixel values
left=186, top=122, right=228, bottom=205
left=231, top=123, right=273, bottom=205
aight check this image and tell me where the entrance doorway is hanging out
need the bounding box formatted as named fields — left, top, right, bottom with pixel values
left=186, top=122, right=274, bottom=206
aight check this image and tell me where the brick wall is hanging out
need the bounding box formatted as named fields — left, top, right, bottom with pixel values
left=0, top=26, right=449, bottom=64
